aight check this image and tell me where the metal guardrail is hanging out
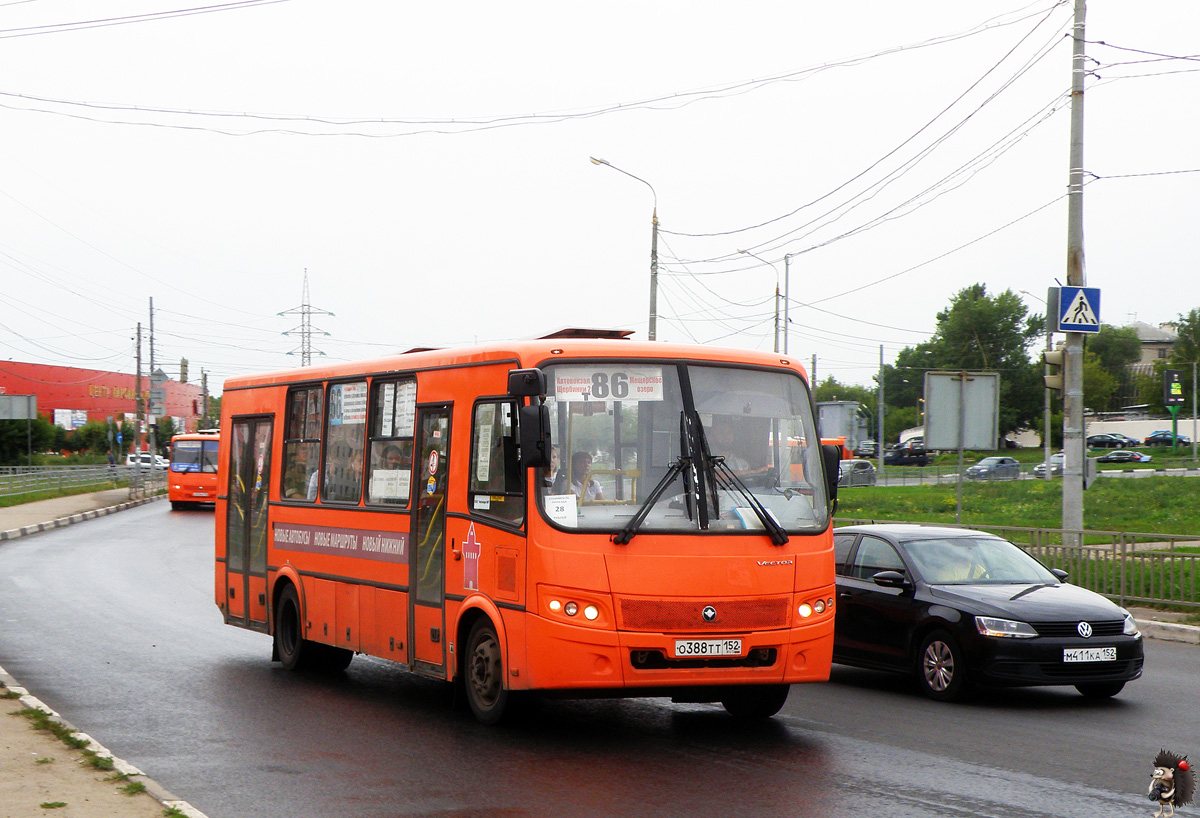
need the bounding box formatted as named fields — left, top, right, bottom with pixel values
left=0, top=465, right=166, bottom=501
left=838, top=517, right=1200, bottom=611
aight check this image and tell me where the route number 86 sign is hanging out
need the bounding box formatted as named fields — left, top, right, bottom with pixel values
left=554, top=367, right=664, bottom=403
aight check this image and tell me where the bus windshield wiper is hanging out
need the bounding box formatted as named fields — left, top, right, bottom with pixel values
left=611, top=457, right=689, bottom=545
left=708, top=456, right=790, bottom=546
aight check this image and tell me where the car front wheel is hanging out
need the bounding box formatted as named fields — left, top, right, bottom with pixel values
left=1075, top=681, right=1125, bottom=698
left=916, top=630, right=968, bottom=702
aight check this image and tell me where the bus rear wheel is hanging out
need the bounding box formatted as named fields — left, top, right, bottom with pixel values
left=464, top=619, right=509, bottom=724
left=721, top=684, right=790, bottom=719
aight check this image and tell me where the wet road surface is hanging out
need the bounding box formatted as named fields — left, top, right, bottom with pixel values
left=0, top=503, right=1193, bottom=817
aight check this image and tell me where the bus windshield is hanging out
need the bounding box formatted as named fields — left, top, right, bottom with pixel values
left=171, top=439, right=220, bottom=473
left=540, top=361, right=829, bottom=535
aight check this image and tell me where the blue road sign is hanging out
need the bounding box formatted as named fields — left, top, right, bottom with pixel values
left=1057, top=286, right=1101, bottom=332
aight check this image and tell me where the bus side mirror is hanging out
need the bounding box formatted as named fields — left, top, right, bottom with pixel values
left=519, top=404, right=551, bottom=469
left=821, top=443, right=841, bottom=508
left=508, top=368, right=546, bottom=398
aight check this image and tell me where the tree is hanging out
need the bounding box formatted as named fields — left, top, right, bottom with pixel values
left=1163, top=308, right=1200, bottom=413
left=0, top=417, right=57, bottom=465
left=1084, top=324, right=1142, bottom=411
left=884, top=284, right=1043, bottom=443
left=812, top=377, right=875, bottom=407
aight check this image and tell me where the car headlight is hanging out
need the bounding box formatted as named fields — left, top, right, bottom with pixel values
left=975, top=616, right=1037, bottom=639
left=1120, top=608, right=1140, bottom=637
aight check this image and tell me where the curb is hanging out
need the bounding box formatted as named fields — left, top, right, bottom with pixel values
left=1138, top=619, right=1200, bottom=645
left=0, top=663, right=210, bottom=818
left=0, top=493, right=165, bottom=542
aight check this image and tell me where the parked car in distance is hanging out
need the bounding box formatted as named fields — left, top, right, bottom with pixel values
left=125, top=451, right=167, bottom=469
left=1144, top=430, right=1191, bottom=446
left=853, top=439, right=878, bottom=458
left=1087, top=433, right=1132, bottom=449
left=884, top=439, right=930, bottom=466
left=832, top=524, right=1143, bottom=701
left=1032, top=452, right=1064, bottom=478
left=1097, top=449, right=1151, bottom=464
left=965, top=456, right=1020, bottom=481
left=838, top=458, right=877, bottom=487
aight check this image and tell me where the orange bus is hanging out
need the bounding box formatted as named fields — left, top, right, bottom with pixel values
left=168, top=431, right=220, bottom=510
left=215, top=330, right=840, bottom=723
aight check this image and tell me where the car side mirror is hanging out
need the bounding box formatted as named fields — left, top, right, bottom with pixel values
left=1050, top=568, right=1068, bottom=582
left=871, top=570, right=910, bottom=589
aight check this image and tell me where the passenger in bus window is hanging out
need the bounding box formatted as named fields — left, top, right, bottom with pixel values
left=569, top=451, right=604, bottom=502
left=306, top=466, right=319, bottom=501
left=543, top=445, right=561, bottom=488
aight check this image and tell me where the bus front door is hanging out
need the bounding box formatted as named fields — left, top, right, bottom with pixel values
left=411, top=405, right=451, bottom=674
left=225, top=416, right=273, bottom=630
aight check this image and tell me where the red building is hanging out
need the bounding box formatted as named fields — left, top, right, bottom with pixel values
left=0, top=361, right=203, bottom=434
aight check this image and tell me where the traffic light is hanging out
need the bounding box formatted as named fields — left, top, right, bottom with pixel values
left=1043, top=349, right=1065, bottom=392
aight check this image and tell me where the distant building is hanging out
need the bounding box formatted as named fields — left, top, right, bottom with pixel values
left=1128, top=320, right=1177, bottom=366
left=0, top=361, right=202, bottom=438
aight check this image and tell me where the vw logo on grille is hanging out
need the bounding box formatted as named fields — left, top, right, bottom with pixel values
left=702, top=606, right=717, bottom=623
left=1077, top=621, right=1093, bottom=638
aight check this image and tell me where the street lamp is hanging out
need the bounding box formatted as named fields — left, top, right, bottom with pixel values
left=589, top=157, right=659, bottom=341
left=737, top=249, right=781, bottom=353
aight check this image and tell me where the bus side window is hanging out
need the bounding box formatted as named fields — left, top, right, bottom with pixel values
left=468, top=400, right=523, bottom=524
left=367, top=378, right=416, bottom=507
left=322, top=381, right=368, bottom=504
left=282, top=386, right=322, bottom=501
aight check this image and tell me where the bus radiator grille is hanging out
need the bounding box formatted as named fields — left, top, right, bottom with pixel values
left=618, top=596, right=790, bottom=632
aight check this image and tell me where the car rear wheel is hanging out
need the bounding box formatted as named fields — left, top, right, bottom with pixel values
left=917, top=630, right=967, bottom=702
left=1075, top=681, right=1125, bottom=698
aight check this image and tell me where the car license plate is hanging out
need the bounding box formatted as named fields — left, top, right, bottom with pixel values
left=674, top=639, right=741, bottom=658
left=194, top=492, right=209, bottom=497
left=1063, top=647, right=1116, bottom=663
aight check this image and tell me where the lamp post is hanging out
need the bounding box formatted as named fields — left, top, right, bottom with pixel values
left=738, top=250, right=781, bottom=353
left=589, top=157, right=659, bottom=341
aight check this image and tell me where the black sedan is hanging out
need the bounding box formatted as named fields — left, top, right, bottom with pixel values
left=1097, top=449, right=1150, bottom=463
left=832, top=524, right=1143, bottom=701
left=1145, top=430, right=1191, bottom=446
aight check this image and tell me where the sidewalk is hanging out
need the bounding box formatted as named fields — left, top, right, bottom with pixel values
left=0, top=487, right=158, bottom=541
left=1, top=488, right=205, bottom=818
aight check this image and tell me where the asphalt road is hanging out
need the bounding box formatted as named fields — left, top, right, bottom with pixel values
left=0, top=503, right=1194, bottom=818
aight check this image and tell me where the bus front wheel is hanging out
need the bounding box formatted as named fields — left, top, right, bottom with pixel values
left=721, top=684, right=790, bottom=719
left=464, top=619, right=509, bottom=724
left=274, top=585, right=313, bottom=671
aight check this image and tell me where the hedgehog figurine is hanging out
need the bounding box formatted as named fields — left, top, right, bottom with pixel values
left=1150, top=749, right=1195, bottom=817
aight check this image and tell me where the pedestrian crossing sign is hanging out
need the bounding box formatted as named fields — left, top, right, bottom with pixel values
left=1055, top=286, right=1101, bottom=332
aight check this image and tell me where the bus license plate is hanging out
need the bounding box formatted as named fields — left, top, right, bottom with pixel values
left=674, top=639, right=742, bottom=658
left=1063, top=647, right=1116, bottom=663
left=194, top=492, right=209, bottom=497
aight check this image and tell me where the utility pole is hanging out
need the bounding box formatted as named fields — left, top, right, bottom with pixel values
left=877, top=344, right=885, bottom=475
left=149, top=297, right=156, bottom=459
left=135, top=322, right=143, bottom=465
left=201, top=370, right=210, bottom=429
left=1062, top=0, right=1087, bottom=539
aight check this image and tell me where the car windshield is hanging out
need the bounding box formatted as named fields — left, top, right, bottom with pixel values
left=903, top=536, right=1058, bottom=585
left=539, top=361, right=829, bottom=536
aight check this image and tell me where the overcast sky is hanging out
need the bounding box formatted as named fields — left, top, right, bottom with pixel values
left=1, top=0, right=1196, bottom=394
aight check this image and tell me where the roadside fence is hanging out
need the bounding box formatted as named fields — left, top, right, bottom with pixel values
left=0, top=465, right=166, bottom=501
